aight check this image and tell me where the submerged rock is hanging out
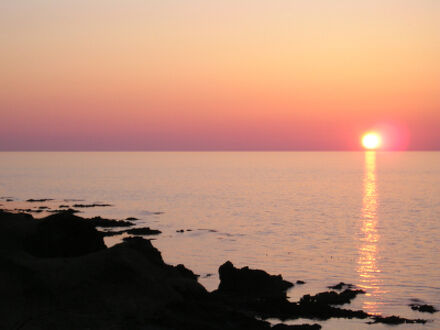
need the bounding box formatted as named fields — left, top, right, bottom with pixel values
left=327, top=282, right=355, bottom=290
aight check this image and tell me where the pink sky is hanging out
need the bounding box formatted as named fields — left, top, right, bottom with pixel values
left=1, top=1, right=439, bottom=150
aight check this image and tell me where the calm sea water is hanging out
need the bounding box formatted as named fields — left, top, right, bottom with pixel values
left=1, top=152, right=439, bottom=329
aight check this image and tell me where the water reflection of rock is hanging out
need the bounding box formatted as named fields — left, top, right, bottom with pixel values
left=357, top=151, right=386, bottom=314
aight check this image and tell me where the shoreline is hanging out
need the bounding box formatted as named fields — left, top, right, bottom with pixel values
left=0, top=206, right=435, bottom=329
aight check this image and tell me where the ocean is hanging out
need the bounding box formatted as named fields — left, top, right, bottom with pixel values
left=1, top=151, right=439, bottom=329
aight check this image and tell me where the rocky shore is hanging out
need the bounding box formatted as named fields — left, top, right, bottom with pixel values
left=0, top=209, right=434, bottom=329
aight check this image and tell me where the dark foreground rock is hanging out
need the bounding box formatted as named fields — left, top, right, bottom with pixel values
left=27, top=212, right=106, bottom=257
left=216, top=261, right=294, bottom=299
left=0, top=209, right=429, bottom=329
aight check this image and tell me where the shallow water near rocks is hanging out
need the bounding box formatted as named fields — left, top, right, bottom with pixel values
left=1, top=151, right=439, bottom=329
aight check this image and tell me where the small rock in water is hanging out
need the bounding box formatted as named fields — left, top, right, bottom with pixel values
left=409, top=303, right=438, bottom=313
left=73, top=203, right=112, bottom=208
left=48, top=208, right=80, bottom=214
left=125, top=227, right=161, bottom=235
left=327, top=282, right=355, bottom=290
left=176, top=229, right=184, bottom=233
left=126, top=217, right=138, bottom=221
left=26, top=198, right=54, bottom=202
left=272, top=324, right=321, bottom=330
left=300, top=289, right=365, bottom=306
left=369, top=315, right=427, bottom=325
left=296, top=280, right=306, bottom=285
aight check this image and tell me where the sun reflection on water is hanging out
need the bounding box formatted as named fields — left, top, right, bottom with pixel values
left=357, top=151, right=387, bottom=314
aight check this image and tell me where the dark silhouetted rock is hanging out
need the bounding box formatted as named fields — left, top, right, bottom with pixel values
left=296, top=280, right=305, bottom=285
left=217, top=261, right=293, bottom=299
left=327, top=282, right=355, bottom=290
left=0, top=209, right=429, bottom=329
left=125, top=227, right=161, bottom=235
left=15, top=208, right=43, bottom=213
left=100, top=226, right=162, bottom=237
left=272, top=324, right=321, bottom=330
left=26, top=198, right=54, bottom=202
left=410, top=303, right=438, bottom=313
left=299, top=289, right=365, bottom=306
left=59, top=204, right=70, bottom=208
left=47, top=208, right=80, bottom=214
left=176, top=229, right=184, bottom=233
left=26, top=212, right=106, bottom=257
left=175, top=264, right=199, bottom=280
left=369, top=315, right=427, bottom=324
left=73, top=203, right=113, bottom=208
left=126, top=217, right=138, bottom=221
left=89, top=216, right=133, bottom=227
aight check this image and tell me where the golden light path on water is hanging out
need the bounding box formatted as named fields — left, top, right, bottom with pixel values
left=357, top=151, right=387, bottom=314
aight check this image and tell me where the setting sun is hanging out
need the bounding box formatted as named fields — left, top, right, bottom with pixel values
left=362, top=132, right=381, bottom=150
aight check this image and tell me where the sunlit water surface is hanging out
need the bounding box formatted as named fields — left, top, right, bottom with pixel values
left=1, top=152, right=439, bottom=329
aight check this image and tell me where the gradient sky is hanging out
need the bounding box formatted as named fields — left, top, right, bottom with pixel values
left=1, top=0, right=439, bottom=150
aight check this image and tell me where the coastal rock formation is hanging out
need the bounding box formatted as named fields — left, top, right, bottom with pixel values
left=0, top=209, right=429, bottom=329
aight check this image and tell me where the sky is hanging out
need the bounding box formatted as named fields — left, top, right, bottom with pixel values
left=1, top=0, right=439, bottom=150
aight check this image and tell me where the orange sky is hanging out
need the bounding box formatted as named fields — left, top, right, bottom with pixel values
left=1, top=0, right=439, bottom=150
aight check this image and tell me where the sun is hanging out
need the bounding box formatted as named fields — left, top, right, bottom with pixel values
left=362, top=132, right=381, bottom=150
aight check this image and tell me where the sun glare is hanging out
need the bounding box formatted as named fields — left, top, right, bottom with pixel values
left=362, top=132, right=381, bottom=150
